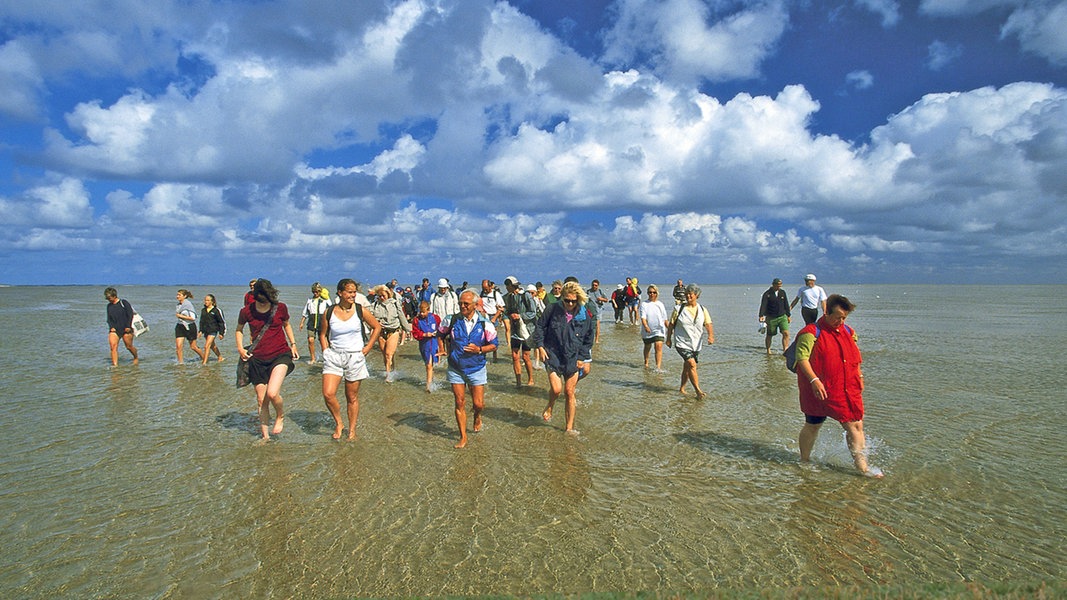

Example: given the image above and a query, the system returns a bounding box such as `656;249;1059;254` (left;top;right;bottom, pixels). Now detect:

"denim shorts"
447;365;487;386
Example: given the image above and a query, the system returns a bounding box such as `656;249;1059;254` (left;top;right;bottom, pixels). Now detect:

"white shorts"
321;347;369;381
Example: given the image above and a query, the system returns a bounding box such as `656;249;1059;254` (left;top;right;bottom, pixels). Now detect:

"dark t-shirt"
760;288;791;319
239;302;291;360
107;299;134;331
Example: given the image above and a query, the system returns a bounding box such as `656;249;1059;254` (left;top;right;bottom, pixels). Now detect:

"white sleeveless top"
327;307;365;352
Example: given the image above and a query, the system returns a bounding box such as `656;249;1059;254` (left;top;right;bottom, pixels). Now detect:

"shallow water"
0;284;1063;597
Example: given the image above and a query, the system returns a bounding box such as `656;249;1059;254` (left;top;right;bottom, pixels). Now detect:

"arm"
318;314;330;352
283;319;300;359
361;310;382;355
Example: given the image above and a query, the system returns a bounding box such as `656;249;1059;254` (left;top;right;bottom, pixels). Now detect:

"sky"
1;0;1066;287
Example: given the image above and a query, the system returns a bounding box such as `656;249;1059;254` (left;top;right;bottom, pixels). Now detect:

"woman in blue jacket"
531;281;595;435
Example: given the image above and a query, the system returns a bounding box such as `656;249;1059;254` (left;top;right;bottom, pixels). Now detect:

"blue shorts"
805;415;828;425
447;365;487;386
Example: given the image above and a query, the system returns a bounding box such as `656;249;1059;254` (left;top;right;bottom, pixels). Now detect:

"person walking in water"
319;278;381;440
440;289;498;449
105;287;139;366
175;289;207;364
793;294;883;478
759;278;791;355
236;279;300;441
665;284;715;399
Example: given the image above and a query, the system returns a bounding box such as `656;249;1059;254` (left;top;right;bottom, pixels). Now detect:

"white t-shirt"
326;306;365;352
639;300;668;340
795;285;828;309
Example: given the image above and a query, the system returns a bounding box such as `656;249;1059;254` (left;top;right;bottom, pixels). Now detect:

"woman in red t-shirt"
236;279;300;440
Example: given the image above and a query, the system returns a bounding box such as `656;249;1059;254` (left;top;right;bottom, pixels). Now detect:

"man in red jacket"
794;294;883;477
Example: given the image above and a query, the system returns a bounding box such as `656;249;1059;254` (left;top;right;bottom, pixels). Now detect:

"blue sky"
1;0;1065;286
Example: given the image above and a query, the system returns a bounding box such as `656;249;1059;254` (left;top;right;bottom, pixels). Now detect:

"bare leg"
307;336;316;363
471;385;485;433
843;420;881;476
765;334;774;355
686;358;705;399
265;363;288;434
322;373;345;439
643;341;651;367
781;330;790;353
425;361;434;392
523;350;534;385
563;372;579;433
799;422;821;462
175;337;184;363
653;340;663;370
543;371;563;421
190;339;206;361
109;331;121;366
255;383;271;440
453;383;469;448
123;333;138;364
344;379;361;440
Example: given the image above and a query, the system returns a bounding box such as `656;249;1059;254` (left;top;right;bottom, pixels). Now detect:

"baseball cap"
805;274;816;281
525;284;536;292
504;275;519;287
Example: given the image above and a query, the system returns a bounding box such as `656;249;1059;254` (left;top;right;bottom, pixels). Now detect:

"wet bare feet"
347;429;357;441
271;416;284;435
454;438;467;449
473;415;482;432
217;355;225;362
695;389;707;400
332;424;344;440
542;407;552;421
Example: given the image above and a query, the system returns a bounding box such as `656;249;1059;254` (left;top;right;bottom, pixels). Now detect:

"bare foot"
695;389;707;400
271;416;284;435
217;356;225;362
454;438;467;449
678;387;688;395
473;416;482;432
542;408;552;421
347;430;357;441
525;379;534;386
332;424;343;440
566;429;580;436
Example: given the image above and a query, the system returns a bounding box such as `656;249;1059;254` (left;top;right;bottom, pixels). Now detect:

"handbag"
236;305;277;388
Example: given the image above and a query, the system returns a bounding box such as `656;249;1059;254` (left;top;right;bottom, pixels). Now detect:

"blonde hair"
371;284;394;300
560;281;587;305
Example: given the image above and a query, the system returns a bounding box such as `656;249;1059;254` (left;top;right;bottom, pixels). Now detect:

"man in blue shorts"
440;289;498;449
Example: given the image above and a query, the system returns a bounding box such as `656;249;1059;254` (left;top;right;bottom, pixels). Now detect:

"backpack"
785;324;853;372
323;303;368;345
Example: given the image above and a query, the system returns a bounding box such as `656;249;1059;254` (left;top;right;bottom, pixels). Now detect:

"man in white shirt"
790;274;828;325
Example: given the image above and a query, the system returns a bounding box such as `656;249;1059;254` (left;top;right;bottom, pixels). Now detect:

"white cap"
805;273;816;281
437;278;449;288
504;275;519;287
526;284;536;292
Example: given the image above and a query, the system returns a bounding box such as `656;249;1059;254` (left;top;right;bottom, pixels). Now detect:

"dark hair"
826;294;856;314
337;278;357;293
104;287;118;299
253;279;279;305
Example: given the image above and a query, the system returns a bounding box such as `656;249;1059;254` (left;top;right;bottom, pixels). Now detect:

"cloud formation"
0;0;1065;286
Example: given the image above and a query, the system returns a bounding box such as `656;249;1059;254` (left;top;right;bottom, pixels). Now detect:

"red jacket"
797;317;864;422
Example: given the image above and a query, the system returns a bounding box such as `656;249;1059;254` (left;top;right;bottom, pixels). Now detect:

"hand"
811;378;827;402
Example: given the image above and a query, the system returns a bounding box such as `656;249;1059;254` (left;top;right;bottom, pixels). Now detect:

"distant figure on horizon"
793;294;883;478
790;274;827;325
105;287;139;366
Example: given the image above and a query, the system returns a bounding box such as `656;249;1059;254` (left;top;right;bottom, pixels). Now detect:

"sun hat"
525;284;536;292
437;278;449;288
805;274;816;281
